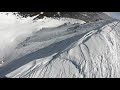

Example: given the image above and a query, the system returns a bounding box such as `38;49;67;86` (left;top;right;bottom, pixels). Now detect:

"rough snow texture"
19;12;112;22
0;12;120;78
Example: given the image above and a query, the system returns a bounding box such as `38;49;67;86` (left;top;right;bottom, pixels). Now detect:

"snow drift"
0;12;120;78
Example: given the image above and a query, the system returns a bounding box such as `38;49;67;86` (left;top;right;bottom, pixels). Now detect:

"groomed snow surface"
0;12;120;78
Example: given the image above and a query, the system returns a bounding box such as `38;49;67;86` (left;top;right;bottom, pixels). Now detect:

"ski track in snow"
0;12;120;78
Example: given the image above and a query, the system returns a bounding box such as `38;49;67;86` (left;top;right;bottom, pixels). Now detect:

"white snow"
1;12;120;78
0;12;85;67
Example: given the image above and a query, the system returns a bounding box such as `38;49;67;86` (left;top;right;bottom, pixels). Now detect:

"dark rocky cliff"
18;12;112;22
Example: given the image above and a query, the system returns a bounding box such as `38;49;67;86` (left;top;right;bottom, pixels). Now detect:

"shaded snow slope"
0;12;85;77
0;12;120;78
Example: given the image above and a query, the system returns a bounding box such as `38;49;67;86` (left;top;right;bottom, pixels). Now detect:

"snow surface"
0;12;120;78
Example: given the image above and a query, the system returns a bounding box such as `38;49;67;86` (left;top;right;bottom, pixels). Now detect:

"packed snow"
0;12;120;78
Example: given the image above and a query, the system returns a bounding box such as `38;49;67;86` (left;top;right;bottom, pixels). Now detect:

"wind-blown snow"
1;12;120;78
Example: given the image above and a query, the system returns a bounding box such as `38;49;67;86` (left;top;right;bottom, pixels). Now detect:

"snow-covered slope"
0;12;120;78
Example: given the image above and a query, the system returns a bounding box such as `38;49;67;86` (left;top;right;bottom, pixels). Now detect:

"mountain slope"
4;19;120;78
19;12;112;22
0;12;119;78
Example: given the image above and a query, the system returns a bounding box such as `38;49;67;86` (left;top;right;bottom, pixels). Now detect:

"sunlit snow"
0;12;120;78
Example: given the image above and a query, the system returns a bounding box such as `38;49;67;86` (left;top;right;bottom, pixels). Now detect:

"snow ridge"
0;12;120;78
5;20;120;78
